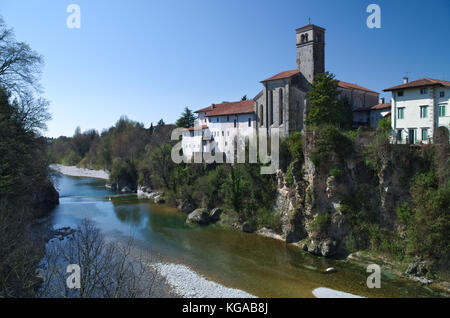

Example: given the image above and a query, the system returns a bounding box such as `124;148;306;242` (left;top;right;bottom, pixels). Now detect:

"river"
48;173;444;298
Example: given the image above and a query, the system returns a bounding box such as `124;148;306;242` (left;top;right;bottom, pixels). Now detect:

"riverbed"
48;173;444;298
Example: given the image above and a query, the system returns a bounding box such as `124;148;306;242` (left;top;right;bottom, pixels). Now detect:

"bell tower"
296;24;325;87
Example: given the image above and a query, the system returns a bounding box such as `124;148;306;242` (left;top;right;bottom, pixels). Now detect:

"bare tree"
0;16;50;134
0;17;43;96
12;90;51;134
38;220;161;298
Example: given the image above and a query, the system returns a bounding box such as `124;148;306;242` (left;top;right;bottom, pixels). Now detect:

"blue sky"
1;0;449;137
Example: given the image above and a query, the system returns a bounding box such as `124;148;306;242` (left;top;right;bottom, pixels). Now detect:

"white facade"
206;113;256;158
390;84;450;144
181;126;207;160
182;104;257;162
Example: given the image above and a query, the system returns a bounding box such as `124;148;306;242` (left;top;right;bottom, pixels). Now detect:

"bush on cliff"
310;124;353;168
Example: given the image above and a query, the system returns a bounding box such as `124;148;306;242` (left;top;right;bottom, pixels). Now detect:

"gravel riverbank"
153;263;256;298
49;164;109;180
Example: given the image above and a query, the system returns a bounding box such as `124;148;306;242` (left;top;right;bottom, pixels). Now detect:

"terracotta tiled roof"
205;100;255;117
187;125;208;131
353;102;391;113
194;105;215;113
371;102;391;110
261;69;299;82
261;70;378;95
383;78;450;92
338;81;378;94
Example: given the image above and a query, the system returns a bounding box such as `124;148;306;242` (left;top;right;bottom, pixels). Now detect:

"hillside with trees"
0;17;59;297
46;71;449;284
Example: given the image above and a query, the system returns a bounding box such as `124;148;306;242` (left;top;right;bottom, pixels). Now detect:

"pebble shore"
153;263;256;298
49;164;109;180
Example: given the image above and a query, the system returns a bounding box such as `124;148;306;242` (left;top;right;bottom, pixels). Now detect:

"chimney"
403;76;409;84
380;97;385;104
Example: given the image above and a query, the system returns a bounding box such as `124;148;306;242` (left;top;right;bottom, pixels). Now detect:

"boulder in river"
242;221;256;233
187;208;210;225
324;267;337;274
209;208;222;223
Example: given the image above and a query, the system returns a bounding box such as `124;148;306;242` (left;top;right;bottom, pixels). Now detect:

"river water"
49;173;444;298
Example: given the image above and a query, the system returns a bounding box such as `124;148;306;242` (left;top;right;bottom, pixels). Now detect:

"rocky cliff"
273;131;432;259
31;180;60;218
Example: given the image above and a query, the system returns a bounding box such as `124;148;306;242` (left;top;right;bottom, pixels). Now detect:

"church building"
255;24;379;137
182;24;380;159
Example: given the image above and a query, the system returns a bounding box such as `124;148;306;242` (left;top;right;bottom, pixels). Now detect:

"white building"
182;100;256;161
384;77;450;144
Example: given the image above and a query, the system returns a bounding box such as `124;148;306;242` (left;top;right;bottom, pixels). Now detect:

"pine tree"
305;72;353;129
176;107;196;128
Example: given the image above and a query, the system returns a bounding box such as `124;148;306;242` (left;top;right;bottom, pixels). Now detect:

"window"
248;118;251;127
227;116;229;121
222;131;224;136
279;88;283;125
259;105;264;127
422;128;429;141
440;91;445;98
420;106;428;118
234;119;237;128
301;34;308;43
398;108;405;119
439;105;446;117
420;88;428;95
397;91;404;97
217;117;219;122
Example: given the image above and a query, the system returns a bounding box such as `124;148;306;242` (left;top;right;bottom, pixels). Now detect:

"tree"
0;18;54;297
149;143;175;189
241;95;247;101
0;16;50;135
39;220;160;298
0;16;44;97
305;72;353;129
176;107;195;128
157;119;165;126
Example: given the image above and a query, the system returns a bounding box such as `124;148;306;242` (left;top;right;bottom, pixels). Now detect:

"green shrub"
110;159;138;189
61;150;81;166
256;208;283;234
396;202;413;225
310;125;353;167
310;210;331;232
330;167;343;179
